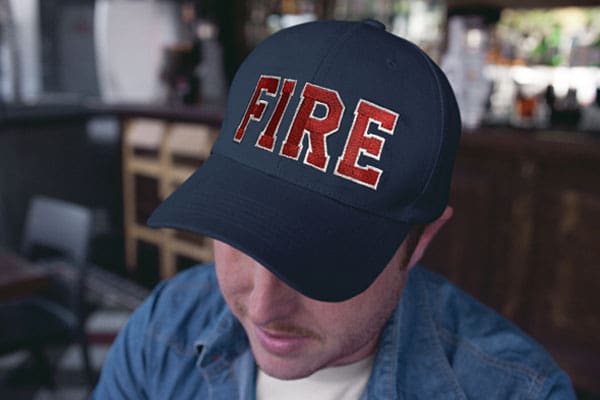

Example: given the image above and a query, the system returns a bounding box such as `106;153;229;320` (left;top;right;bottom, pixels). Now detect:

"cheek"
320;269;404;338
319;297;391;336
214;254;252;313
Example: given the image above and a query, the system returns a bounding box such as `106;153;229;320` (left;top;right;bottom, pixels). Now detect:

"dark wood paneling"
448;0;600;9
528;156;600;392
422;128;600;395
0;111;123;270
424;147;516;310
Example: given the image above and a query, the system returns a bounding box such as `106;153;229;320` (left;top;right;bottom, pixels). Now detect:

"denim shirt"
93;264;575;399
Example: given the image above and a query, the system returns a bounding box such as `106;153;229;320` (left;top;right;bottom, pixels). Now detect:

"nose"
247;263;299;326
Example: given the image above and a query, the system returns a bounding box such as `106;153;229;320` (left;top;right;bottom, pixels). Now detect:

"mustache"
264;321;321;339
234;300;322;341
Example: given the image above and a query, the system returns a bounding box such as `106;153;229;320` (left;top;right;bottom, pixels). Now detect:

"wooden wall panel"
422;130;600;395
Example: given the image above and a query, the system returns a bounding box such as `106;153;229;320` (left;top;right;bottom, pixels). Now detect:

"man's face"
214;240;409;380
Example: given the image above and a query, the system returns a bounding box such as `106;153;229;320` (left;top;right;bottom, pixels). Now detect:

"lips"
253;325;313;356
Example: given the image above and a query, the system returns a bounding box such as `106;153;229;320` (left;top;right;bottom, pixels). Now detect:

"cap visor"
148;153;410;302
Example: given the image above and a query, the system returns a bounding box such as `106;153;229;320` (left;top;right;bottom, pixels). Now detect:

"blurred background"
0;0;599;398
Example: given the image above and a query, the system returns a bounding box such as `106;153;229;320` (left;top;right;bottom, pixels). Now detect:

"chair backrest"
21;196;93;265
0;192;6;246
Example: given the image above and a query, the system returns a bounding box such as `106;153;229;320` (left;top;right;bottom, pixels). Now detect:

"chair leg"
31;347;56;389
77;329;96;386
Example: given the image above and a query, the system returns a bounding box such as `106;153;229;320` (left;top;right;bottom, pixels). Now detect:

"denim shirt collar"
194;307;256;399
363;267;466;399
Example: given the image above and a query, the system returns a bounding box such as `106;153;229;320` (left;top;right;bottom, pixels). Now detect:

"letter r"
280;83;344;171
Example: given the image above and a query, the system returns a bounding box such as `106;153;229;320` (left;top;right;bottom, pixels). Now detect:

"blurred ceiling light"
571;67;598;105
552;66;571;98
512;66;541;85
466;29;483;49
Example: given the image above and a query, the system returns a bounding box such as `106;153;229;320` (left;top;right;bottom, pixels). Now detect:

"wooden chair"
122;119;218;278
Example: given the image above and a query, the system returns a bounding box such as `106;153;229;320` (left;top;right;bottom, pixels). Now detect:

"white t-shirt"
256;356;374;400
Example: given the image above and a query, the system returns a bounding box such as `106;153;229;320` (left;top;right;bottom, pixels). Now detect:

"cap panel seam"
403;48;445;219
311;22;364;82
310;27;445;222
274;21;354;173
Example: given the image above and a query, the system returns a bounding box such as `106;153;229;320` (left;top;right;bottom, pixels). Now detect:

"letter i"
256;79;297;151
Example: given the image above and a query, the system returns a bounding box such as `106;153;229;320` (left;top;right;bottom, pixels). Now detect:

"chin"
255;354;322;380
259;365;316;380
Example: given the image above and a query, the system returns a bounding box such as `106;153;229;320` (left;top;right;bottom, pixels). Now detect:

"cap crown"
213;20;461;224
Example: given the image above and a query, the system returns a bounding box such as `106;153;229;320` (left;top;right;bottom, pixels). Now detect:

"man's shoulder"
154;263;221;302
140;264;228;349
415;266;548;359
149;263;221;303
411;265;573;398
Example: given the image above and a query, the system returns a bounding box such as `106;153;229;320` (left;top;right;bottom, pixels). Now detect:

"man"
93;20;575;399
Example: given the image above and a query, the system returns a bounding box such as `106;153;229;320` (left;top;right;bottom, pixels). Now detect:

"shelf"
448;0;600;9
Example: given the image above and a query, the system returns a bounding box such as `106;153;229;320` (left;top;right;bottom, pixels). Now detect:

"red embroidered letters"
234;75;398;189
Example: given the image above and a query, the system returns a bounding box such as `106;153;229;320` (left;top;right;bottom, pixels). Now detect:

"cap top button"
362;19;386;31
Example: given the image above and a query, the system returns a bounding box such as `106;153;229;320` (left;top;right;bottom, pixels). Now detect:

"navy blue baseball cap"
148;19;461;302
